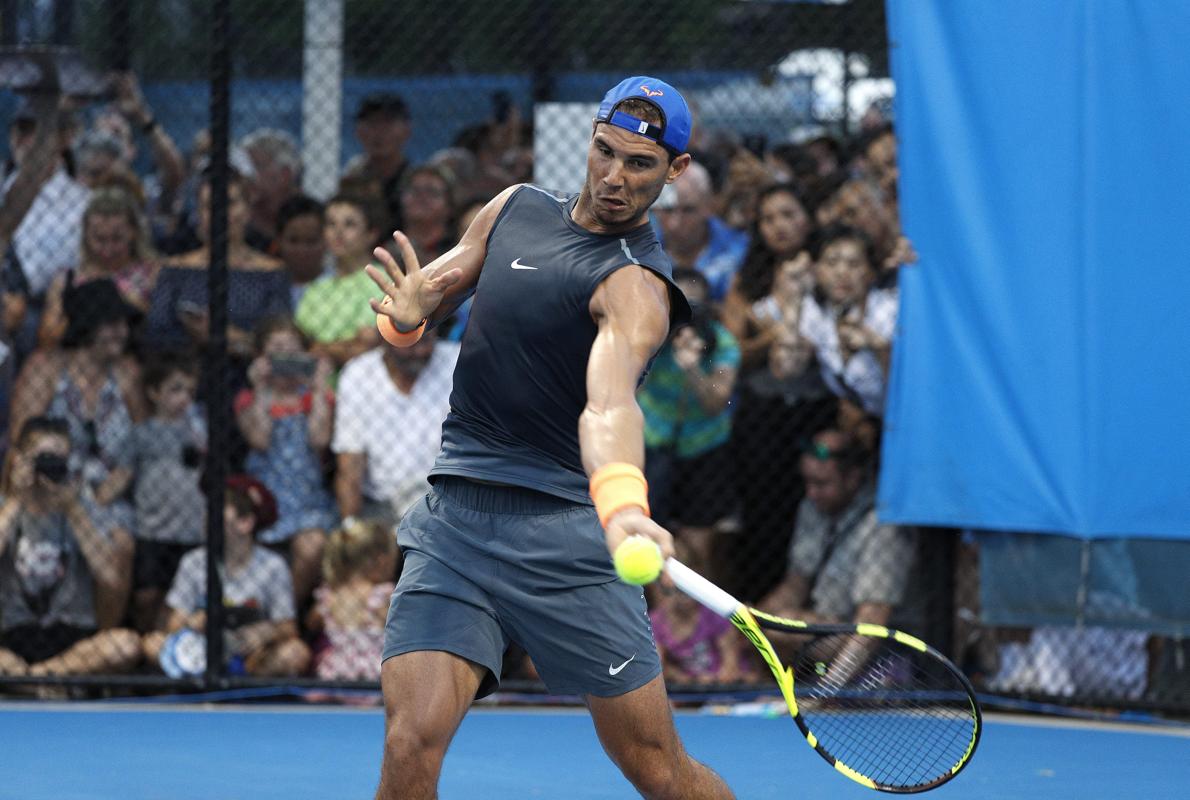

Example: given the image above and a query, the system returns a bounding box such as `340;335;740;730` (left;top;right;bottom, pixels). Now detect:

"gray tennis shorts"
383;476;661;698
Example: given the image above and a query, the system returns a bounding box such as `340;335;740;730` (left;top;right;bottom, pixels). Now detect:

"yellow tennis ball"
613;536;663;585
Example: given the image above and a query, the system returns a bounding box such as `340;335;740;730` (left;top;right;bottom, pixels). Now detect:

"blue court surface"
1;703;1187;799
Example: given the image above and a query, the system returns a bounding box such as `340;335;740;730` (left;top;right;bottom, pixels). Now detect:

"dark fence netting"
0;0;1183;717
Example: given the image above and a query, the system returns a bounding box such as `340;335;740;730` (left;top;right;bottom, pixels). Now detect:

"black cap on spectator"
61;276;141;348
356;93;409;122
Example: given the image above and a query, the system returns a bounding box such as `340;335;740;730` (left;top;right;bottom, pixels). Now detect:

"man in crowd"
0;417;139;678
238;127;303;250
760;428;915;628
655;160;747;302
332;330;459;531
340;93;412;233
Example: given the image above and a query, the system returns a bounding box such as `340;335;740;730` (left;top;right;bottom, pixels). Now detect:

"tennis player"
368;77;735;799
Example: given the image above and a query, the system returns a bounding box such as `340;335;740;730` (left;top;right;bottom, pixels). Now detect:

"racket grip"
665;558;741;619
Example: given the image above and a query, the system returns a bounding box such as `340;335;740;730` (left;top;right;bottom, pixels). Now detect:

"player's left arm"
579;265;675;559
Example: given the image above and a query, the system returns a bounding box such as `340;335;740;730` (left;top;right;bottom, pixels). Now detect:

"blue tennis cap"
594;76;692;156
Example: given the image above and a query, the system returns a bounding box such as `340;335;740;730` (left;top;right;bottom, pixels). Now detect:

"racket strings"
787;632;978;790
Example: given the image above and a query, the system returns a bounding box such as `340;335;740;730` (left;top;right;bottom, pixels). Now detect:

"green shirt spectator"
638;319;740;458
295;267;383;344
297;193;389;368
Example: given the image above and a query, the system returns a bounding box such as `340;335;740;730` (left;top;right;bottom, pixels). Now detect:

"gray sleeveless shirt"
429;185;690;503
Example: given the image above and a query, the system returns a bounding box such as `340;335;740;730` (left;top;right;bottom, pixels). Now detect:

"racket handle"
665;558;741;619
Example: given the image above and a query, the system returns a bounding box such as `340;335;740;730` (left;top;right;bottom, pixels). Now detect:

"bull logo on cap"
639;85;664;97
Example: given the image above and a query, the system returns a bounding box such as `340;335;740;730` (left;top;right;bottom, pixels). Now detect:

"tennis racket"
666;558;981;793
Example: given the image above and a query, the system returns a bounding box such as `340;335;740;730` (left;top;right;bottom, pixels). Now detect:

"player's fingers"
393;231;422;276
429;268;463;292
637;518;675;561
366;265;406;303
367;254;402;290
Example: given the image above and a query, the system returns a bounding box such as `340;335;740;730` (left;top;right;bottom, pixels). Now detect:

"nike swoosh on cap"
510;258;539;270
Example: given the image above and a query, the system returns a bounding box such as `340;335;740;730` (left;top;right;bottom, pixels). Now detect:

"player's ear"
666;153;691;184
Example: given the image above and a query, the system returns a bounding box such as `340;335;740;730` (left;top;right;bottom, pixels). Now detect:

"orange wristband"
590;463;650;527
376;312;427;347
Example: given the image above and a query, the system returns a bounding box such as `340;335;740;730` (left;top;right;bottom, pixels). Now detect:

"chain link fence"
0;0;1183;716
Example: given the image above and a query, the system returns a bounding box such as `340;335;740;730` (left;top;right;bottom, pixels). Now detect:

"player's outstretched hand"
366;231;462;331
603;508;675;562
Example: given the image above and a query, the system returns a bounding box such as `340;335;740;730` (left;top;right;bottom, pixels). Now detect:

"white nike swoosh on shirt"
609;654;636;675
510;258;539;270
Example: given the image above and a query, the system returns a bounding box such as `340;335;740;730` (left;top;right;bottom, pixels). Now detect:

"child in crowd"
142;475;310;677
799;223;898;415
236;315;338;609
305;518;397;681
128;352;206;632
649;576;754;687
294;193;386;367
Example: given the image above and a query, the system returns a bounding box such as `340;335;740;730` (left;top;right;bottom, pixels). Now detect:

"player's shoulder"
514;183;570;203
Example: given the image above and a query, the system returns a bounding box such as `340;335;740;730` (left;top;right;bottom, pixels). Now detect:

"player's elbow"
579;399;644;437
578;401;645;469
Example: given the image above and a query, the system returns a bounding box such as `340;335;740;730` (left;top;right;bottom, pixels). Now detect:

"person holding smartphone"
0;417;140;679
234;315;336;609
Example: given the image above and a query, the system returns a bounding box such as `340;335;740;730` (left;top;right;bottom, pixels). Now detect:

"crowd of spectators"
0;71;921;690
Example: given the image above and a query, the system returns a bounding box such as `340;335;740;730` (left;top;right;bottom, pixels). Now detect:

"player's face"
581;125;684;232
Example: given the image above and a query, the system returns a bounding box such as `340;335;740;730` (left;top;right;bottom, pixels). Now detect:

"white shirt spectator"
800;287;898;414
166;546;296;623
5;167;90;296
332;343;459;508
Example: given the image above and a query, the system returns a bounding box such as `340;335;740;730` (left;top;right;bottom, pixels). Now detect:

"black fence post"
104;0;131;71
204;0;232;689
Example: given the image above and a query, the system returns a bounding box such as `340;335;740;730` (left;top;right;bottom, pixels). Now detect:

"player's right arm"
368;184;520;332
579;265;676;560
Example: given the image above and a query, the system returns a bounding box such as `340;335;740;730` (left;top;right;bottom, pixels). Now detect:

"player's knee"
384;721;451;767
618;745;683;799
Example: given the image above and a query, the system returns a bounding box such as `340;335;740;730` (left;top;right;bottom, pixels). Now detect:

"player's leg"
375;650;486;800
376;487;510;799
587;674;734;800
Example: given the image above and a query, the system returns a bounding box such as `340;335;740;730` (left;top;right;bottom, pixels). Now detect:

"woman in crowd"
38;187;158;349
143;169;291;373
9;278;144;538
397;164;456;263
274;194;328;309
721;183;815;375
